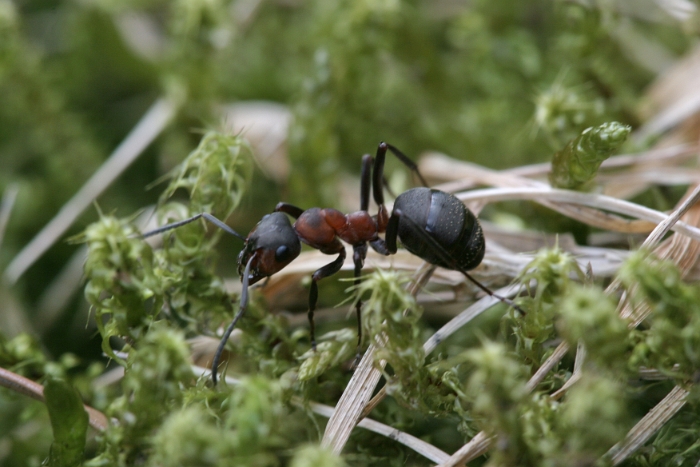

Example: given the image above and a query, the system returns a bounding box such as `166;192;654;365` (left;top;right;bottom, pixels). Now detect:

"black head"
237;212;301;285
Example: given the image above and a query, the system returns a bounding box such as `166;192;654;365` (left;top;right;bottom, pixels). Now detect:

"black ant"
142;142;522;385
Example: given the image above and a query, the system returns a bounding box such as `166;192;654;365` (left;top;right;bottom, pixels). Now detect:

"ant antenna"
141;212;246;241
212;254;255;385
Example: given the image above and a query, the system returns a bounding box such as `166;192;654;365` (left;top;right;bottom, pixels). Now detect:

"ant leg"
393;209;524;314
275;203;304;219
212;254;255;385
141;212;245;240
360;154;372;211
372;143;389;207
384;143;428;187
352;243;368;362
369;211;400;255
308;247;347;350
372;142;428;208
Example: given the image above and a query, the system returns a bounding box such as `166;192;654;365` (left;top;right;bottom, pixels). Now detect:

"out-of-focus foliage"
1;0;700;465
509;246;585;375
621;250;700;381
44;377;89;467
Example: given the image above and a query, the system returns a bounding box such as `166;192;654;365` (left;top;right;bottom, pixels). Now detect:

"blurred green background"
0;0;697;464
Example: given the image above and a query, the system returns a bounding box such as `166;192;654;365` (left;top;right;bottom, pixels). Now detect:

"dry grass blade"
310;401;450;464
593;183;700;465
620;183;700;325
0;366;108;431
640;184;700;248
0;184;19;252
423;283;523;355
4;97;177;285
456;186;700;239
529;182;700;392
360;283;523;420
321;264;435;455
607;385;689;465
321;341;386;454
556;184;700;401
439;338;577;466
422;152;700;236
635;44;700;142
436;432;492;467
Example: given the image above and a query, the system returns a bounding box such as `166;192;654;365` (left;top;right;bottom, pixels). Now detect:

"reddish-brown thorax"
293;207;389;252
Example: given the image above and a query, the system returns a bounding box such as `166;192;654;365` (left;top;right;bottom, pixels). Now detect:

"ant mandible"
142;142;521;385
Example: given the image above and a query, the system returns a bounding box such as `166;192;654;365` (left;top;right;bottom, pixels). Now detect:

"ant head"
238;212;301;285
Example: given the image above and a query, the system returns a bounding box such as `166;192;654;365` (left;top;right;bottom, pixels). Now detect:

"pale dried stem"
4;97;177;284
560;183;700;399
0;366;108;431
321;263;436;455
361;283;524;420
455;186;700;239
436;171;700;467
0;184;19;253
430;143;699;194
607;385;689;465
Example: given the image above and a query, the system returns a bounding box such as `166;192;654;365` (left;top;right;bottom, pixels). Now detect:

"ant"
142;142;522;385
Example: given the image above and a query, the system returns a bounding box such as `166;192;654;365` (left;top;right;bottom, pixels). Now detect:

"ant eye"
275;245;290;262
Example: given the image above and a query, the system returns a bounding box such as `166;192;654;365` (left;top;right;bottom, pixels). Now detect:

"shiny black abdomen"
393;187;484;271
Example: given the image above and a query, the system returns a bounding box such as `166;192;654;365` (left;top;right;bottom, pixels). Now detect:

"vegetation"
1;0;700;466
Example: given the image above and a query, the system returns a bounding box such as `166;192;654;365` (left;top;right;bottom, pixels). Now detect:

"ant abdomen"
393;187;485;272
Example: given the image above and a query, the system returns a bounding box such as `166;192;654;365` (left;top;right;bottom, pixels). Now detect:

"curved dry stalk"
552;185;700;399
455;186;700;240
527;184;700;399
439;341;572;466
0;366;108;432
421;151;697;238
607;385;689;465
360;283;523;420
0;184;19;252
321;263;436;455
309;401;450;464
436;432;492;467
426;143;699;194
4;97;178;284
454;183;700;467
440;182;700;464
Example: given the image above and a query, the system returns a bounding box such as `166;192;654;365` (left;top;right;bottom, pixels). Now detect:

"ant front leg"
308;245;347;350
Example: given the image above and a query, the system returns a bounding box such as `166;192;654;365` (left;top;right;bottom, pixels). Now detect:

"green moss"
549;122;631;190
557;284;632;373
3;1;700;465
620;251;700;380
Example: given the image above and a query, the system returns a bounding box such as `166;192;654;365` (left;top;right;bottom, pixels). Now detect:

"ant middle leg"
352;243;368;361
308;244;347;349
